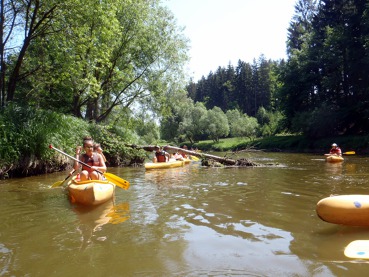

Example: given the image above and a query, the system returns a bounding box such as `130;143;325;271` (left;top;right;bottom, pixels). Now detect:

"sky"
164;0;297;81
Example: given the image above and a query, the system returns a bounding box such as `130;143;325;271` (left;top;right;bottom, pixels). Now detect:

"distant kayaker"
74;136;107;181
153;146;170;163
329;143;342;156
172;152;184;161
179;145;188;158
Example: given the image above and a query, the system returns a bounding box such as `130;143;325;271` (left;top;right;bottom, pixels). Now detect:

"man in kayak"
153;146;170;163
74;136;107;181
329;143;342;156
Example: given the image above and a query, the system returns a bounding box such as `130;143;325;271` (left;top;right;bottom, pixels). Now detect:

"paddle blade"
190;156;200;161
104;172;130;190
51;180;64;188
50;173;73;188
343;151;356;155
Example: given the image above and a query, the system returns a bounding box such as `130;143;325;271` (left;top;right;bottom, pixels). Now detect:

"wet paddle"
51;171;74;188
49;145;130;190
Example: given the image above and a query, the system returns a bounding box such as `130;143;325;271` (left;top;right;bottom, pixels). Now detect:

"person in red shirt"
329;143;342;156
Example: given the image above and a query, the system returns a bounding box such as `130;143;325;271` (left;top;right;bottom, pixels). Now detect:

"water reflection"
3;154;369;275
72;200;130;250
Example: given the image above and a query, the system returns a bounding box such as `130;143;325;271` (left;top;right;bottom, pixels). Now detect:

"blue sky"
165;0;297;81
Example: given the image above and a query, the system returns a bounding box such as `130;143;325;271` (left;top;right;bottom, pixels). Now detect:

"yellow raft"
345;240;369;259
145;160;185;170
67;178;116;206
316;195;369;226
325;155;344;163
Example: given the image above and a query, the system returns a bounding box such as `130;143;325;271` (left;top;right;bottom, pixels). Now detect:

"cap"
332;143;337;147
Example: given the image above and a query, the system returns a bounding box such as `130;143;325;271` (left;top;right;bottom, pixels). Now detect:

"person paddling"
329;143;342;156
74;136;107;181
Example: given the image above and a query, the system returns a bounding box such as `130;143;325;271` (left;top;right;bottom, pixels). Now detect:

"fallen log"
163;145;236;165
125;144;259;167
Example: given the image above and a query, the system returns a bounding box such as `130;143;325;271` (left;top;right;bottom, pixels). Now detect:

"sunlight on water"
1;153;369;275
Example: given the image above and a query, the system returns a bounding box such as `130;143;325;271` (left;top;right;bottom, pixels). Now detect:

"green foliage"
204;107;229;142
0;105;146;177
226;109;259;139
256;107;284;137
178;102;208;143
280;0;369;136
0;104;89;175
3;0;189;126
87;124;146;166
291;105;340;138
189;56;280;117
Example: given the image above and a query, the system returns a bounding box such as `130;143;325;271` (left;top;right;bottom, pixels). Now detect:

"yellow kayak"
325;155;344;163
145;160;185;170
316;195;369;226
67;178;115;205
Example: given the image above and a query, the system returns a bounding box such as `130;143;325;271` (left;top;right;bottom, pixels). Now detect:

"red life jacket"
155;151;167;162
330;147;341;155
81;154;99;171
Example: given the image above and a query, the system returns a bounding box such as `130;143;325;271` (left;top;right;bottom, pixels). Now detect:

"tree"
203;106;229;142
4;0;190;124
235;59;253;115
0;0;60;107
178;101;207;144
281;0;369;136
226;109;258;139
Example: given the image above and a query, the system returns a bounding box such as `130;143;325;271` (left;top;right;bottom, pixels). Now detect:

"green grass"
186;134;369;154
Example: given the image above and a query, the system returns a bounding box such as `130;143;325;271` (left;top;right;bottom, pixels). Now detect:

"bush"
0;104;146;177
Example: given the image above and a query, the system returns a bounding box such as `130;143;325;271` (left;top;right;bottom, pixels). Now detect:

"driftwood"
125;144;259;167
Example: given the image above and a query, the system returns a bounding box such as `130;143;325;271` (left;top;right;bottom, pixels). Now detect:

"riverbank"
2;134;368;179
188;134;369;154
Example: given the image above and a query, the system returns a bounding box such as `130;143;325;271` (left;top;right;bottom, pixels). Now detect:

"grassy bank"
187;135;369;154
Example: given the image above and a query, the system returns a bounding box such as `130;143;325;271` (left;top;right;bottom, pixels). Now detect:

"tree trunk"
125;144;258;167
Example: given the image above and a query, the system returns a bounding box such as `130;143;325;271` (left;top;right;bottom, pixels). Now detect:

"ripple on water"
0;243;13;276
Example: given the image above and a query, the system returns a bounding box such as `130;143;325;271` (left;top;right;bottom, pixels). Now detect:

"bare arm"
73;146;82;171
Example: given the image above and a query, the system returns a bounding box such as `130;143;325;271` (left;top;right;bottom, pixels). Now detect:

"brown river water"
1;152;369;276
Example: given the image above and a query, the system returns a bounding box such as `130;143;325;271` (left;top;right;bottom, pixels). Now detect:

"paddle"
324;151;355;156
51;170;74;188
49;145;130;190
190;155;200;161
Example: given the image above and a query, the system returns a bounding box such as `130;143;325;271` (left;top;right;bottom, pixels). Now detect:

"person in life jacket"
153;146;170;163
73;136;107;181
329;143;342;156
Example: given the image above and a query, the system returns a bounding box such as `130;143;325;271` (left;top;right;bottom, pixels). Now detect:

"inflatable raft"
67;178;115;205
316;195;369;226
145;160;185;170
344;240;369;259
325;155;344;163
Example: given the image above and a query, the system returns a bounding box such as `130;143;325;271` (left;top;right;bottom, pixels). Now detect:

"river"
1;152;369;276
